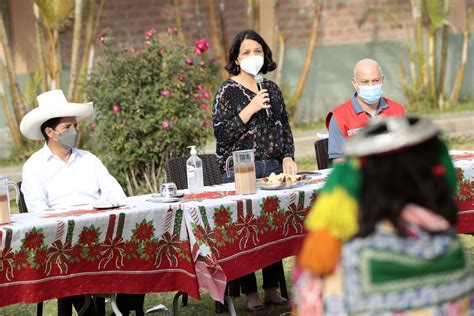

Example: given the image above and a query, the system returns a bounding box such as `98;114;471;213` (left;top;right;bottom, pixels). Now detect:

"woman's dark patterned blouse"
212;78;295;173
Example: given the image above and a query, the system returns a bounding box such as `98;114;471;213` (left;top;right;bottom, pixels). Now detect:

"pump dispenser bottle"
186;146;204;193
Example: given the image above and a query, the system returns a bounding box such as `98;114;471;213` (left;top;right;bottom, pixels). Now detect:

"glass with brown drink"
225;149;257;195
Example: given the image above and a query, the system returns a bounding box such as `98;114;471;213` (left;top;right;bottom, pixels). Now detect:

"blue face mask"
357;84;383;104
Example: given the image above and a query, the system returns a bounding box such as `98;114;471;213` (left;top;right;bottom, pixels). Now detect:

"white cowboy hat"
20;90;93;141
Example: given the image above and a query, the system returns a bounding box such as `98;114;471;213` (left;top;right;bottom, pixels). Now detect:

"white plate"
151;192;185;198
93;204;125;210
147;197;180;203
257;179;307;190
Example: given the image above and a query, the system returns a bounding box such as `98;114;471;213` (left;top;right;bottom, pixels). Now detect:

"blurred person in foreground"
294;116;474;315
19;90;135;315
212;29;296;311
327;58;405;163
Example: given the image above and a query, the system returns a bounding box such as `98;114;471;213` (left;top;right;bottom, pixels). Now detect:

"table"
0;170;330;308
451;150;474;233
182;171;330;299
0;200;199;307
1;153;471;307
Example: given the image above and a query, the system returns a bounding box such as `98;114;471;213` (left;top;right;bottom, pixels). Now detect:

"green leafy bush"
84;29;218;195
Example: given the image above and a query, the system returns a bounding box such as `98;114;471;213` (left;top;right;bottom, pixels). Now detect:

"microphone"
255;74;271;117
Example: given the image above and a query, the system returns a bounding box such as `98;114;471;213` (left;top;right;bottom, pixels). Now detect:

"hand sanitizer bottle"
186;146;204;193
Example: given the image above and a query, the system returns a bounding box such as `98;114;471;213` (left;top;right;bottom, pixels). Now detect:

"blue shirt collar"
351;92;387;115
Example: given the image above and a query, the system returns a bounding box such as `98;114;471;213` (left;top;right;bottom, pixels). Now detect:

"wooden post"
258;0;276;54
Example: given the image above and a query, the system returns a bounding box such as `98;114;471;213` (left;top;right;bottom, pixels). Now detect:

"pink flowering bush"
194;38;210;55
84;29;218;195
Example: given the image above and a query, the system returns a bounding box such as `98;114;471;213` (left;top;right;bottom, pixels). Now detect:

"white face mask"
239;55;264;76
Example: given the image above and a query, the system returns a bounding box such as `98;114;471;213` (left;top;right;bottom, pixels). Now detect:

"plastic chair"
314;138;331;170
164;154;224;190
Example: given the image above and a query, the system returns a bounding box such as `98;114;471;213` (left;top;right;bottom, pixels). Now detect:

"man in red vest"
326;58;405;162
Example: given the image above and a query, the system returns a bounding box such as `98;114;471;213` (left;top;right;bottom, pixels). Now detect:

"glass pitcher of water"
0;176;19;224
225;149;256;195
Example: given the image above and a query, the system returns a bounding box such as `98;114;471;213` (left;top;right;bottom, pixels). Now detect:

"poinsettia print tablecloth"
451;150;474;233
0;197;200;307
181;170;331;302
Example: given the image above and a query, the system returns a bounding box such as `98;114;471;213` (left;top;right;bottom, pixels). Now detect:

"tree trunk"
449;7;470;104
428;31;437;98
193;0;203;37
0;88;23;151
246;0;255;29
67;0;83;100
74;0;104;102
218;0;229;56
54;30;62;89
207;0;228;80
290;0;322;107
33;4;48;92
437;0;450;109
174;0;186;42
276;34;285;85
411;0;425;90
0;15;27;124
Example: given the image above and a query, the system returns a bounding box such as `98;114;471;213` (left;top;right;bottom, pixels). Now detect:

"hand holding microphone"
255;74;271;117
249;89;271;114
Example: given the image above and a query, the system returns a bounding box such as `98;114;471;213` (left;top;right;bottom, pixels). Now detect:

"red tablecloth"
451;151;474;233
182;172;330;300
0;170;330;307
1;151;471;307
0;203;200;307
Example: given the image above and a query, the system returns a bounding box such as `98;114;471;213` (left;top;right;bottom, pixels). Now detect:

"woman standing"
212;30;296;311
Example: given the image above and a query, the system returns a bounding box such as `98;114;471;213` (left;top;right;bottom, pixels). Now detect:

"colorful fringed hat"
343;116;440;156
300;116;457;276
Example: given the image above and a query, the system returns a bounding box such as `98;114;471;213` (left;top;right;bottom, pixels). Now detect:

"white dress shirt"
21;144;126;212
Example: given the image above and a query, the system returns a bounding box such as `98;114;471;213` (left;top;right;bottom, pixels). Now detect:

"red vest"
326;97;405;138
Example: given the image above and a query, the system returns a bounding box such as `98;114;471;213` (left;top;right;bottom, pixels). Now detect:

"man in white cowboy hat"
19;90;128;315
20;89;126;212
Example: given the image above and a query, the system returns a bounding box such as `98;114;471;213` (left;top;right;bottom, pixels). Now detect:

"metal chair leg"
110;294;123;316
77;295;91;316
276;260;289;299
172;291;184;316
224;296;236;316
181;292;188;306
36;302;43;316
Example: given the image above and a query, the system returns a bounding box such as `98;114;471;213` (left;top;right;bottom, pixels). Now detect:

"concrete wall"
284;35;474;122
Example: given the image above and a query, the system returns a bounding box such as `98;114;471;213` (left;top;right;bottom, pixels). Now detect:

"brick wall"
59;0;428;65
279;0;414;47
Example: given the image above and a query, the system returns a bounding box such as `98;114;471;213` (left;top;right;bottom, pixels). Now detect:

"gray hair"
353;59;384;78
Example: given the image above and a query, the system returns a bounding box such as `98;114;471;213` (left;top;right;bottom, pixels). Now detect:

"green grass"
0;158;19;168
293;119;326;131
446;137;474;151
0;258;294;315
296;156;318;172
408;100;474;116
